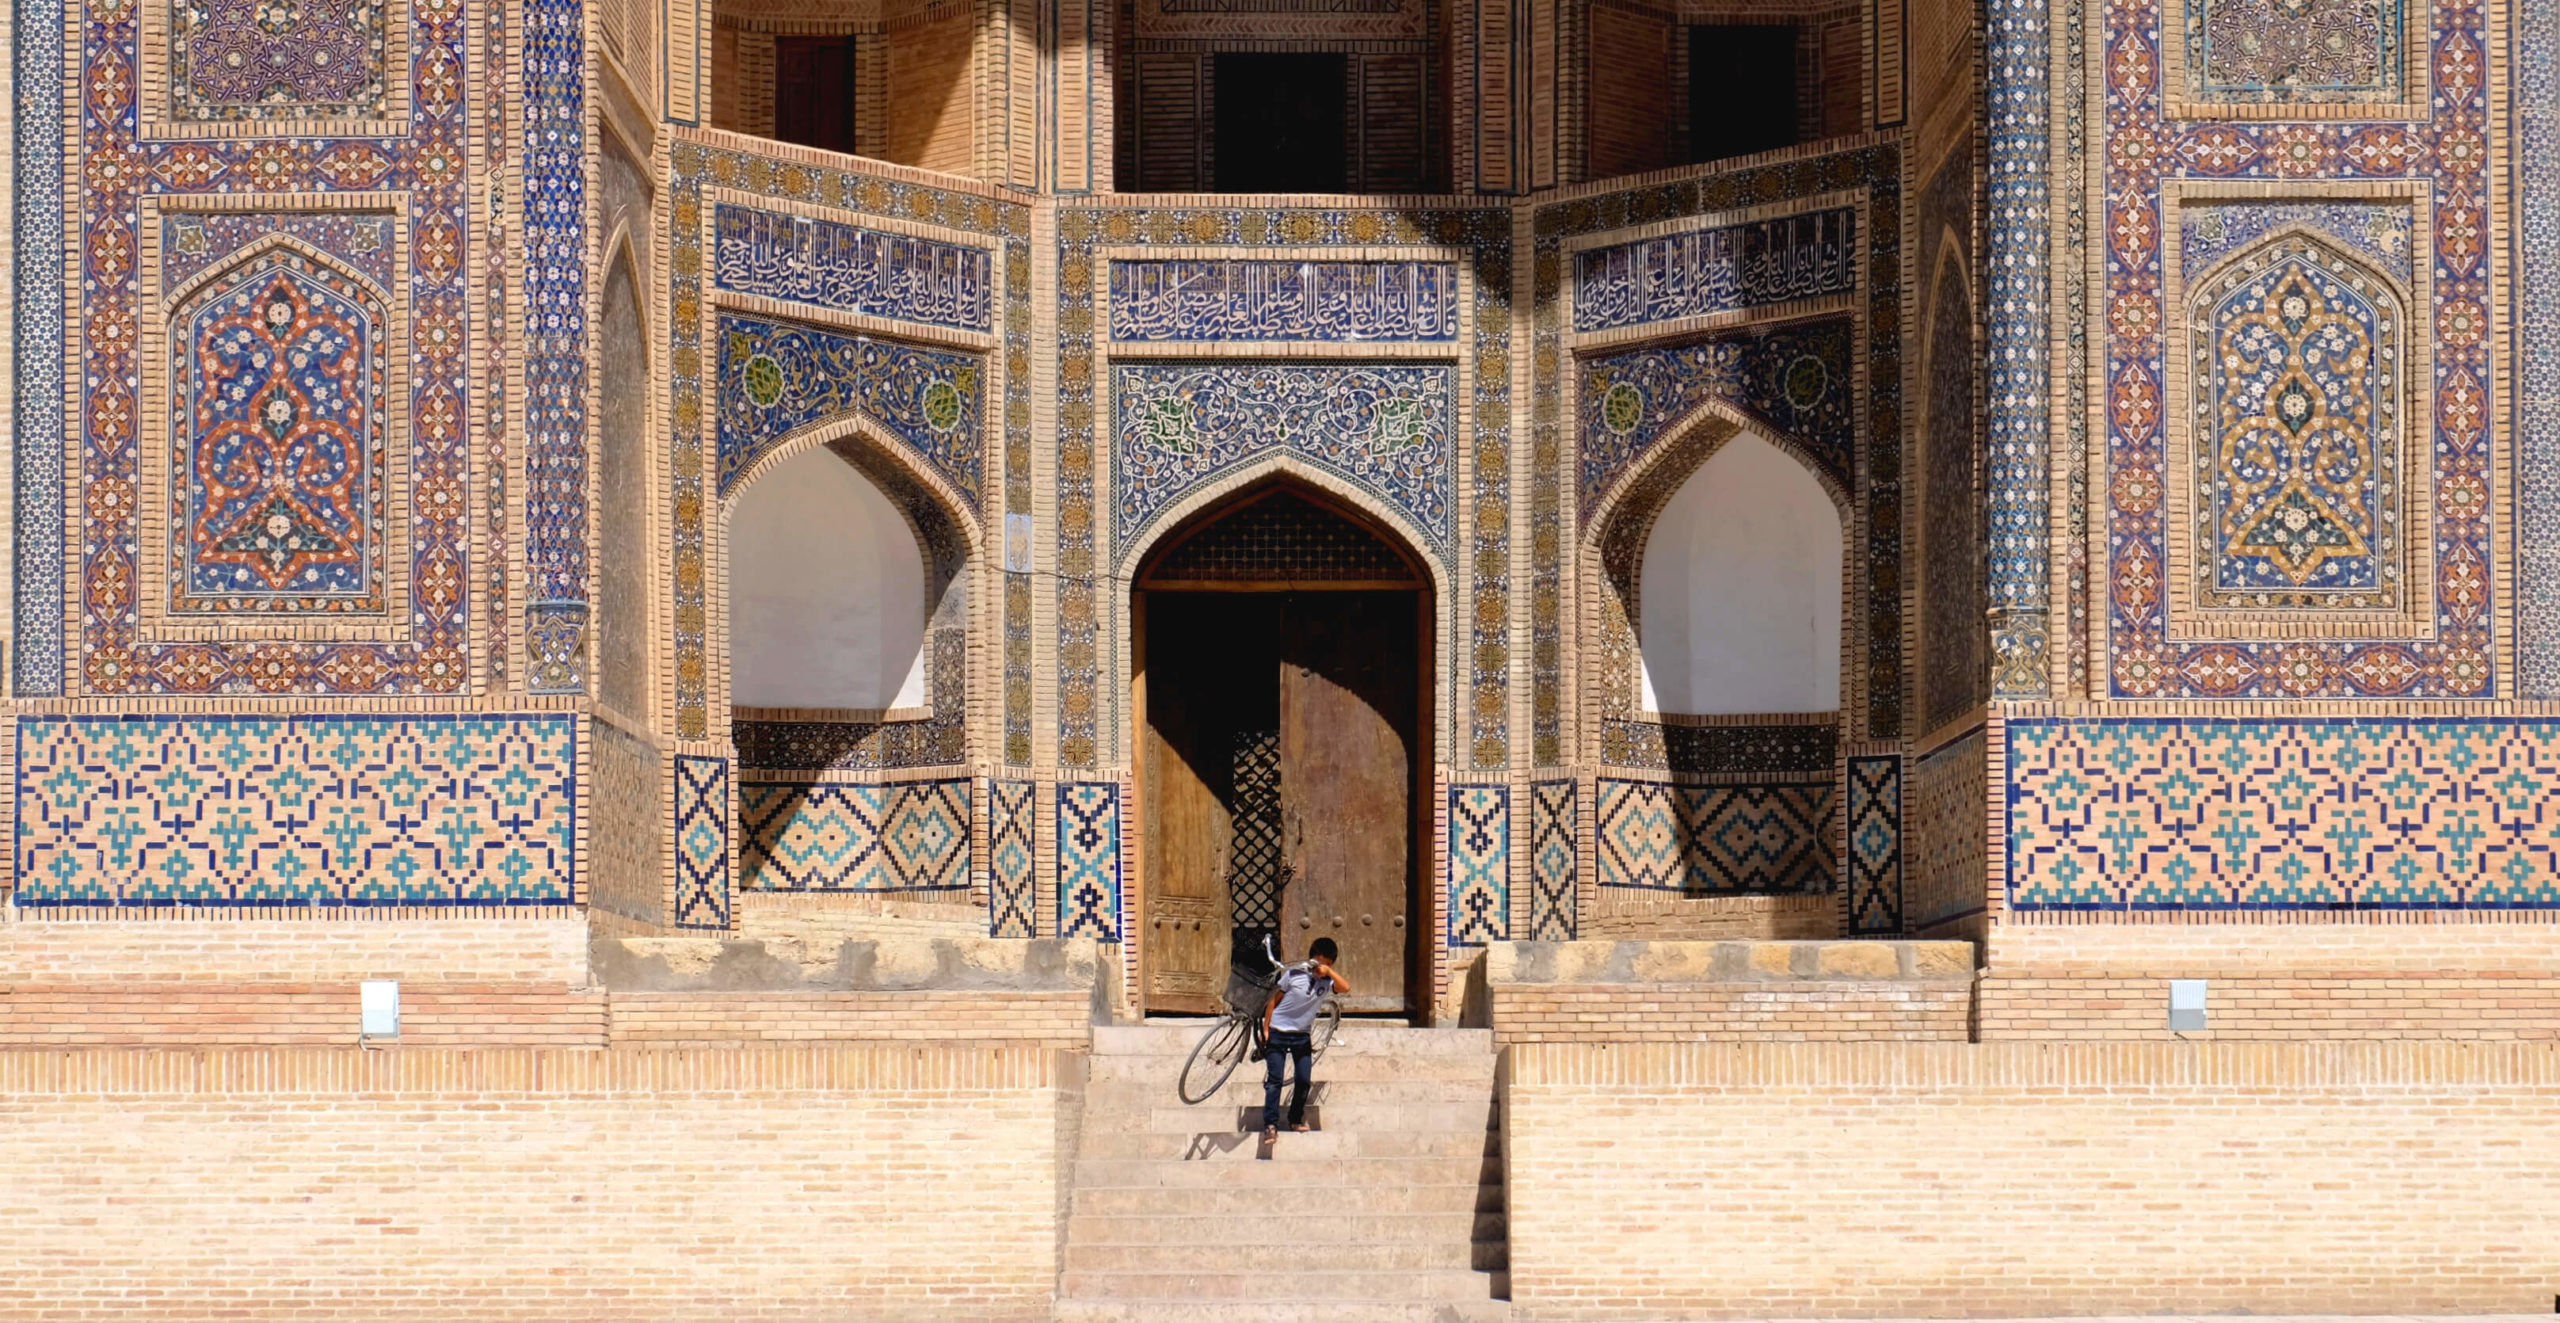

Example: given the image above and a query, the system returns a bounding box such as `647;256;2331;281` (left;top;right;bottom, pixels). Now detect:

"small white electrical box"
360;980;401;1041
2167;978;2208;1032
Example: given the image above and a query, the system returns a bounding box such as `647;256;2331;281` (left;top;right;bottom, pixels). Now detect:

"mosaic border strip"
1845;753;1904;934
1448;783;1509;947
12;0;67;693
2520;0;2560;695
987;777;1036;937
523;0;589;693
672;753;732;929
1057;781;1121;941
2004;716;2560;911
1527;779;1577;941
1984;0;2053;697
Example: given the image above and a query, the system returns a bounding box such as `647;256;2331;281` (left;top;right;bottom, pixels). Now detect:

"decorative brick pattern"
672;754;731;929
14;716;575;908
738;778;972;892
1448;784;1509;946
1528;780;1577;941
1057;782;1121;941
986;778;1036;937
1846;755;1903;935
2005;717;2560;910
1596;778;1836;894
1905;728;1988;933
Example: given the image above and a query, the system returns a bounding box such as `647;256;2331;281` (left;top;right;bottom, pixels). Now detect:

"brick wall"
1582;891;1843;940
885;0;974;172
0;916;590;983
0;1047;1066;1320
1504;1040;2560;1318
608;988;1091;1046
1982;920;2560;1040
1485;940;1972;1043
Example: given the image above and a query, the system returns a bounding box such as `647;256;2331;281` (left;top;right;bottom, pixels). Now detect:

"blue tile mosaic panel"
524;0;589;691
739;778;972;891
1595;778;1836;893
1108;260;1459;341
1527;780;1577;941
2006;718;2560;910
1846;755;1903;934
1058;782;1121;941
987;778;1036;937
673;753;731;929
1448;784;1509;947
15;715;575;908
715;312;984;505
1112;362;1454;554
1571;208;1859;333
714;203;993;333
1577;316;1855;514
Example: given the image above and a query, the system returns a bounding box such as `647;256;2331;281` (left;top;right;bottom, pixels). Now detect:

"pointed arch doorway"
1133;483;1433;1018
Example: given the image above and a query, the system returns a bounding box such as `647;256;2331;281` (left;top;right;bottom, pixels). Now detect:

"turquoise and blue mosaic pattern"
2005;718;2560;910
714;203;993;333
524;0;588;691
15;715;575;907
987;778;1036;937
1846;755;1903;934
1058;782;1121;941
672;753;731;928
1527;780;1576;941
1577;316;1855;511
1448;784;1509;947
739;778;972;891
1595;778;1836;893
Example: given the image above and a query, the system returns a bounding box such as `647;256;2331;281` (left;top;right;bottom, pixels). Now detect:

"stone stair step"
1085;1054;1496;1086
1072;1182;1503;1217
1111;1101;1495;1135
1053;1298;1511;1323
1057;1268;1503;1301
1086;1077;1502;1109
1065;1238;1489;1274
1074;1155;1503;1188
1093;1025;1495;1057
1065;1210;1504;1244
1077;1125;1493;1161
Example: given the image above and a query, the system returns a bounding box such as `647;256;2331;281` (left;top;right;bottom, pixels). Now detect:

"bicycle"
1175;934;1342;1105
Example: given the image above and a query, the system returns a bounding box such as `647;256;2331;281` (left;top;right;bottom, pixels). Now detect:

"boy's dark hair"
1309;937;1339;962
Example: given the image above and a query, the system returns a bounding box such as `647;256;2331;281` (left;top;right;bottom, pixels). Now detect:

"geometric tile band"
1527;779;1576;942
1595;777;1837;893
13;715;575;908
1448;784;1509;947
1846;754;1903;935
987;778;1036;937
672;754;731;929
739;778;972;892
2005;718;2560;910
1058;782;1121;941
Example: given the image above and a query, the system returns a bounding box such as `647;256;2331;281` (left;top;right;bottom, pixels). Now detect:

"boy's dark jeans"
1262;1029;1314;1129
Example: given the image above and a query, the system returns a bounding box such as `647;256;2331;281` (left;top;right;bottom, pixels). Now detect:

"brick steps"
1057;1024;1507;1316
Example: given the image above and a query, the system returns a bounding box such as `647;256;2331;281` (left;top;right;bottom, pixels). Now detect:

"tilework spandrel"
713;313;984;503
1576;317;1856;513
14;716;575;908
2005;718;2560;910
2104;0;2493;698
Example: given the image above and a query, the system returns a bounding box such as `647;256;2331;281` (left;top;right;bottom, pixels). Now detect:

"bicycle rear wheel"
1308;999;1342;1064
1177;1015;1252;1104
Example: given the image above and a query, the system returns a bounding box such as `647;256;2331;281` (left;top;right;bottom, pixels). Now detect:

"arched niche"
727;443;932;715
594;242;653;715
1635;431;1845;715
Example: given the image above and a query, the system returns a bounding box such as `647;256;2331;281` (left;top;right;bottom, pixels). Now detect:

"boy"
1260;937;1351;1141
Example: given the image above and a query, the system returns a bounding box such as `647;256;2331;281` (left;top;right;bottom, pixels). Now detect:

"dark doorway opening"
774;35;860;155
1689;24;1800;163
1134;487;1431;1019
1213;53;1350;193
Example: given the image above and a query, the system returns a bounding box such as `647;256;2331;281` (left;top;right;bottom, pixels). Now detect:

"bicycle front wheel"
1308;999;1343;1064
1177;1015;1251;1105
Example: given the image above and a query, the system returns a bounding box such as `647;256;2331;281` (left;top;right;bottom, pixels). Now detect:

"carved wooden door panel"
1277;591;1417;1014
1140;594;1233;1013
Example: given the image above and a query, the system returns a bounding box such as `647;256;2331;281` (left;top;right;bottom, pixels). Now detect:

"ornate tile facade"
2006;717;2560;910
523;0;588;693
715;313;984;504
1576;317;1856;512
15;715;574;907
739;777;971;892
1109;260;1459;341
1112;363;1454;552
171;0;391;122
1594;778;1837;893
1057;782;1122;941
1570;207;1859;333
1527;780;1577;941
1846;754;1903;934
986;778;1037;937
1447;784;1509;947
2186;0;2403;104
713;203;994;332
672;754;731;929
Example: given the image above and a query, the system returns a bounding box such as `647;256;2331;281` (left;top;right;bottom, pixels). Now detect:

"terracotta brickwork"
1504;1041;2560;1317
0;1047;1068;1321
606;988;1091;1045
1486;940;1973;1042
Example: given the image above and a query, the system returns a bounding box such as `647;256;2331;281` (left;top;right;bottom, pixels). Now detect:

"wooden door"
1277;591;1417;1013
1140;595;1275;1013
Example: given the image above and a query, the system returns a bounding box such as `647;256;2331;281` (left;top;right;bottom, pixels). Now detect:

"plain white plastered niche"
1637;432;1843;716
728;445;930;712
